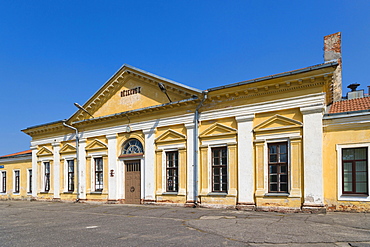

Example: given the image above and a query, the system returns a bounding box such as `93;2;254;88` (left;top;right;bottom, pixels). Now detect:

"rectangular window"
95;158;103;191
1;171;6;193
44;162;50;192
166;151;178;192
28;169;32;193
67;160;75;192
342;147;368;195
212;147;228;193
14;170;20;193
268;142;288;193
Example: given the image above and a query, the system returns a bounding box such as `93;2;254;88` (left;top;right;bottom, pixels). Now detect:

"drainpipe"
63;122;80;202
193;90;208;206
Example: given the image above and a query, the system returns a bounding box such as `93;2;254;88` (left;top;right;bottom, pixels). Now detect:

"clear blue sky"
1;1;369;155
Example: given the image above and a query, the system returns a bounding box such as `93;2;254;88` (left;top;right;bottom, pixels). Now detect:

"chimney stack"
324;32;342;102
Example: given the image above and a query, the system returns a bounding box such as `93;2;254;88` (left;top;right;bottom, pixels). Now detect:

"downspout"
193;90;208;206
63;122;80;202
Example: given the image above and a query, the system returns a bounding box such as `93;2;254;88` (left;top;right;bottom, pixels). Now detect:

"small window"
166;151;178;192
212;147;228;193
67;160;75;192
122;139;144;155
14;170;20;193
1;171;6;193
95;158;103;191
268;142;288;193
44;162;50;192
28;169;32;193
342;147;368;195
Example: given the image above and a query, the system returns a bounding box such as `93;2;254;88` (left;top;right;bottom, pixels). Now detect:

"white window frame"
91;155;104;192
205;141;234;194
336;143;370;201
27;169;32;194
13;170;20;194
41;161;51;193
0;171;6;194
157;143;185;194
64;158;75;193
263;138;291;195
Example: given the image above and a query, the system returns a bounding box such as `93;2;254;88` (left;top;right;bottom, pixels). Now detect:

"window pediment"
200;123;237;140
155;129;186;144
60;143;76;154
36;146;53;156
85;139;108;151
254;115;302;133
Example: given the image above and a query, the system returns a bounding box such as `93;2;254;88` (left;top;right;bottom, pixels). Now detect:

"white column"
301;105;324;208
52;142;60;199
143;128;156;202
78;138;87;200
31;146;38;198
107;134;118;201
185;123;195;203
236;114;255;206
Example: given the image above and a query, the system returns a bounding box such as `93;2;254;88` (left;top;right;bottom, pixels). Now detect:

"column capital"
106;134;117;140
143;128;156;135
184;123;196;129
236;114;254;123
79;138;87;144
300;104;325;115
52;142;61;147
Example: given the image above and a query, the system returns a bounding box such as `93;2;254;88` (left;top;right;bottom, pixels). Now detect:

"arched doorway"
121;139;144;204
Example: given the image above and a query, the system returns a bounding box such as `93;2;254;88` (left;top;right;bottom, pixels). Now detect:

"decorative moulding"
200;123;237;139
254;114;302;133
155;129;186;144
59;143;76;154
85;139;108;151
36;146;53;156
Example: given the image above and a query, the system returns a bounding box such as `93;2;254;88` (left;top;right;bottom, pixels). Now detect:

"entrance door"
125;160;141;204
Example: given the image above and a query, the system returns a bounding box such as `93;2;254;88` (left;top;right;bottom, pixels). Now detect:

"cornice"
207;73;331;102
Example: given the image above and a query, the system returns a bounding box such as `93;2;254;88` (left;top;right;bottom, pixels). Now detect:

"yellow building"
1;32;369;212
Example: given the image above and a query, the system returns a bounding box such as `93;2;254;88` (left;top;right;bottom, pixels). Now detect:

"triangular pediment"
254;115;302;132
69;65;202;122
36;146;53;156
200;123;237;138
85;139;108;151
60;143;76;154
155;130;186;144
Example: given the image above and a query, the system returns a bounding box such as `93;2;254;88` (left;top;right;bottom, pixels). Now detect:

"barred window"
166;151;178;192
212;147;228;193
342;147;368;195
44;162;50;192
268;142;288;193
95;158;103;191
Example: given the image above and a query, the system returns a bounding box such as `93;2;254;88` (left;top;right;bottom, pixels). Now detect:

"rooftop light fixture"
74;103;94;118
158;82;172;103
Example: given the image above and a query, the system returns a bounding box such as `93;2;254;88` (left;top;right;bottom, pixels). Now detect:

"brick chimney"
324;32;342;102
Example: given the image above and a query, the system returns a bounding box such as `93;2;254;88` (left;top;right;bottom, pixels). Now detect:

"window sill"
264;193;289;197
63;192;75;194
162;192;178;195
39;192;50;194
207;192;228;197
90;191;103;195
339;194;370;201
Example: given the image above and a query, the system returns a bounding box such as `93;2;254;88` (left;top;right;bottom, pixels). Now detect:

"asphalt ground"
0;201;369;247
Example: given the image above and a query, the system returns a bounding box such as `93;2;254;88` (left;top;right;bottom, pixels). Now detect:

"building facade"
1;32;369;212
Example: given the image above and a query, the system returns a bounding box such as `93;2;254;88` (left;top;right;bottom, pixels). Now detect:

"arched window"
122;139;144;155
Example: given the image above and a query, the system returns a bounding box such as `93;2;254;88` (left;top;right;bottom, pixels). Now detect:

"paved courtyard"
0;201;369;246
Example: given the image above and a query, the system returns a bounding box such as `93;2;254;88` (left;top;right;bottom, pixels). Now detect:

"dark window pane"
269;145;277;154
280;165;287;173
343;149;354;160
355;148;366;160
280;144;287;154
270;175;277;182
280;183;288;192
270;154;277;163
270;184;277;192
280;174;287;182
269;165;277;174
280;154;287;163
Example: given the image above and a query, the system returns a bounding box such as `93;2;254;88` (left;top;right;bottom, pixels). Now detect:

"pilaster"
52;142;61;199
300;105;325;210
78;138;87;200
143;128;156;202
254;140;265;197
236;114;255;207
185;123;195;202
289;136;302;198
31;146;38;198
107;134;118;201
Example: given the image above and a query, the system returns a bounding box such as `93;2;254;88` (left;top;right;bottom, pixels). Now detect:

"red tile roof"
0;150;32;158
328;97;370;114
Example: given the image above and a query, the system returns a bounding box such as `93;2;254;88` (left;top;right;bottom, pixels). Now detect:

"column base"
302;203;326;213
236;203;255;211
